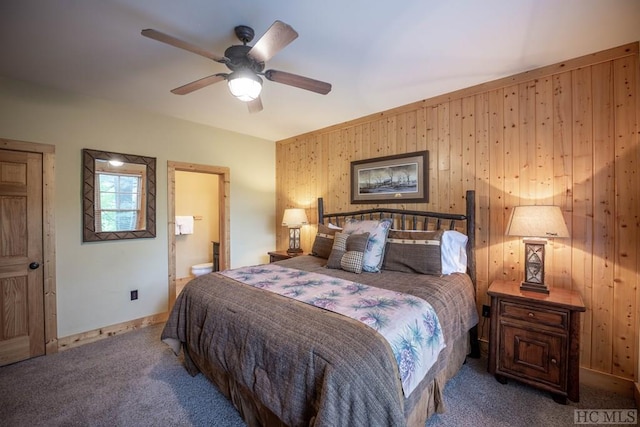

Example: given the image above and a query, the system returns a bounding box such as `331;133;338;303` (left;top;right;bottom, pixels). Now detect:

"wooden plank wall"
276;43;639;382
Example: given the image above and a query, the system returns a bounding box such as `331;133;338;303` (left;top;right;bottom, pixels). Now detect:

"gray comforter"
161;255;478;427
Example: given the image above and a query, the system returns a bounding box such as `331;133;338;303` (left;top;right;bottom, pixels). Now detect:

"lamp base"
520;281;550;294
521;238;548;294
287;226;302;255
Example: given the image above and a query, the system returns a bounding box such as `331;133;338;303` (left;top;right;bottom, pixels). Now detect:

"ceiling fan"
141;21;332;113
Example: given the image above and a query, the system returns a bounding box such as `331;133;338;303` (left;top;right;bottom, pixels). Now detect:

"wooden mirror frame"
82;149;156;242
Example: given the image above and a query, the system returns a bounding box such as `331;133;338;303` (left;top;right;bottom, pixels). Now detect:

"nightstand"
487;279;586;404
268;250;305;263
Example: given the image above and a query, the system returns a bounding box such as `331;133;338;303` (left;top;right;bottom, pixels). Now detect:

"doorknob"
29;262;40;270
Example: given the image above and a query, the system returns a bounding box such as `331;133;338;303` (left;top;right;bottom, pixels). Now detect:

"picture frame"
350;150;428;204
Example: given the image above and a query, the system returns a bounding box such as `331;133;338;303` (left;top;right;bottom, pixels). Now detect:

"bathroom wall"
175;171;220;279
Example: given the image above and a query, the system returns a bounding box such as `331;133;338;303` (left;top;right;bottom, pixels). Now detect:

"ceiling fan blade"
247;97;263;113
170;74;227;95
248;21;298;63
141;29;227;63
264;70;332;95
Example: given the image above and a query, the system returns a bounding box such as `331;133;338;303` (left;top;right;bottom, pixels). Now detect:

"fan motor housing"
224;45;264;73
234;25;255;44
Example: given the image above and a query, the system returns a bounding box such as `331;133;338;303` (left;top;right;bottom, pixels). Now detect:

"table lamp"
282;208;308;254
505;205;570;294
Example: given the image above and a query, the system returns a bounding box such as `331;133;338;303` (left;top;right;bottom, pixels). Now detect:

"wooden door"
0;149;44;366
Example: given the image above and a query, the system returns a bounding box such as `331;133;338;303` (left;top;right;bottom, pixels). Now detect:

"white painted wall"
0;76;276;338
175;171;220;279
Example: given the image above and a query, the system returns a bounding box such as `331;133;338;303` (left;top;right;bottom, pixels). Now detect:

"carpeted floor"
0;324;245;427
0;324;636;426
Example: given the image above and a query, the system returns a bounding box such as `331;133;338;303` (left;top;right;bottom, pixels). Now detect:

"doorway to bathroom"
167;161;230;309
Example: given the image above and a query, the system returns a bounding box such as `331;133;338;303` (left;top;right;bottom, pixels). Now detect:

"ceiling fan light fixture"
142;21;331;112
227;71;262;102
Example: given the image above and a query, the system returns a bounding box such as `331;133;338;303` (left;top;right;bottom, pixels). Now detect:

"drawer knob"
528;312;534;317
551;358;557;364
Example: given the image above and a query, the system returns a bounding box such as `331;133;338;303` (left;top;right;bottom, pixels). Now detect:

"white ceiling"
1;0;639;141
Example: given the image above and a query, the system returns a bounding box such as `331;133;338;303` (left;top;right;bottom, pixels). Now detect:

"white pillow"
441;230;468;274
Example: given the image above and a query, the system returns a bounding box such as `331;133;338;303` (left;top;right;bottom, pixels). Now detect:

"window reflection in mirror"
94;159;147;232
82;149;156;242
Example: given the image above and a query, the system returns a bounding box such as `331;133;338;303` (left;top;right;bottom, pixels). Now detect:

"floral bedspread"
220;264;446;396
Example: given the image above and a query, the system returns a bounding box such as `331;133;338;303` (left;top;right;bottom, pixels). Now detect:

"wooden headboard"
318;189;476;286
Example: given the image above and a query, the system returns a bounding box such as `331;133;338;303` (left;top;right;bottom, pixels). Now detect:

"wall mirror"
82;149;156;242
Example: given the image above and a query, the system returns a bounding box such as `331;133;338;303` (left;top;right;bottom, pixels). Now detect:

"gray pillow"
311;223;339;259
326;232;369;273
382;229;444;275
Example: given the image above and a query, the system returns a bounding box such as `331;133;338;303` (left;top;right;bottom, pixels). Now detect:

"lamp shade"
227;70;262;102
282;208;309;227
505;205;569;238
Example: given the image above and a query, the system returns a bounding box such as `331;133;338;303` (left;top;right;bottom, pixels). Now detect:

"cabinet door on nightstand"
499;323;566;389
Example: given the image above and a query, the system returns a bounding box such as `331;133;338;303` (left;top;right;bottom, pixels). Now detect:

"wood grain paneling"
591;61;615;373
611;55;638;379
275;43;640;382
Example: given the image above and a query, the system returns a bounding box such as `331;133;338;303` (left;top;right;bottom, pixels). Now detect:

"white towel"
175;216;194;235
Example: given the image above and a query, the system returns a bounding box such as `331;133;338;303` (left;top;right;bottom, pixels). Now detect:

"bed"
161;190;480;427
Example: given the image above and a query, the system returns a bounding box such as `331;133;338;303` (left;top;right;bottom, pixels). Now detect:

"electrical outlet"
482;304;491;318
130;290;138;301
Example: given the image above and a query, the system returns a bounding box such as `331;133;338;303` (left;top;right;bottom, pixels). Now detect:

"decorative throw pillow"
326;232;369;273
382;229;444;275
342;218;393;272
311;223;340;259
340;250;366;274
326;232;349;269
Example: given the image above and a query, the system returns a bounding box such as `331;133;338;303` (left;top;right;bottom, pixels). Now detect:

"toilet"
191;262;214;277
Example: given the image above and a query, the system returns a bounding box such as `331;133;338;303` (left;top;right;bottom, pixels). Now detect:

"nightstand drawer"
500;301;568;330
269;252;291;263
